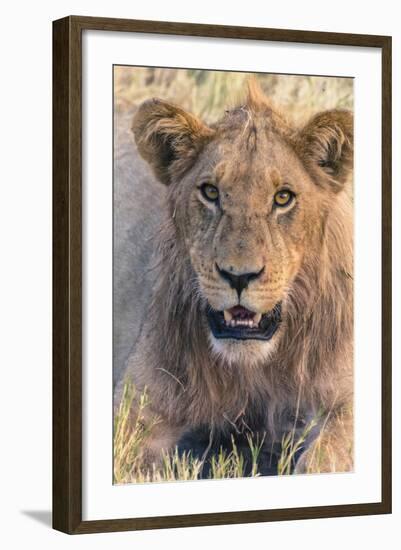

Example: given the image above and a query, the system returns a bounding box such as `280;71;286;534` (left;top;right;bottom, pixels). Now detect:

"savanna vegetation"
114;380;327;484
114;66;353;125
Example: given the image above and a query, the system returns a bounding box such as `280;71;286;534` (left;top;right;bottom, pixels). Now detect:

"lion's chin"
208;332;278;368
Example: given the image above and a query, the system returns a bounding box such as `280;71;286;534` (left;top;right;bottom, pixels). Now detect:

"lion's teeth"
224;310;233;323
254;313;262;325
225;313;261;328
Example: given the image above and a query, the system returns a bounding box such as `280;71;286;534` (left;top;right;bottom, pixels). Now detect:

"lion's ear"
132;98;214;185
295;110;353;192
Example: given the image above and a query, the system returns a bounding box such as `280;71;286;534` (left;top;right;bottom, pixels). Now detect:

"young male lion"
114;81;353;476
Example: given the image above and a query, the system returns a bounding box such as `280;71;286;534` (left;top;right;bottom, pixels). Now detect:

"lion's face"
174;123;327;364
133;84;353;366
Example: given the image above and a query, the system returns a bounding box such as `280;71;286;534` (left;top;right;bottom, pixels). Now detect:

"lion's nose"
216;264;265;299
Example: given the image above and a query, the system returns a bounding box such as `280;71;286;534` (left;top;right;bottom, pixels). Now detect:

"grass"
114;66;353;125
113;380;332;484
113;380;264;484
277;414;321;475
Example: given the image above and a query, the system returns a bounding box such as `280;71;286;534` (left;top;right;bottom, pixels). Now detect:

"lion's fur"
115;81;353;471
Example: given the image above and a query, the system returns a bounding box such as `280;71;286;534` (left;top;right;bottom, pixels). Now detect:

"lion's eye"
274;189;294;207
200;183;219;203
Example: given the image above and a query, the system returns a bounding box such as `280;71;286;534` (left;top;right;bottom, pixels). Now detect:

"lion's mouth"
207;303;282;341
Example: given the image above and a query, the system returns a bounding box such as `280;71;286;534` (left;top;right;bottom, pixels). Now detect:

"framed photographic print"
53;16;392;534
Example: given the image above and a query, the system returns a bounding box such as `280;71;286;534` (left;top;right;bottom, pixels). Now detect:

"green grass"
113;380;328;484
113;380;264;484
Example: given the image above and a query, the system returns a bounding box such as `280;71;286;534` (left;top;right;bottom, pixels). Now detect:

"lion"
114;80;353;477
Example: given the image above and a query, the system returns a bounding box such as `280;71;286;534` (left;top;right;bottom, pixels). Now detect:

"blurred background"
114;66;353;125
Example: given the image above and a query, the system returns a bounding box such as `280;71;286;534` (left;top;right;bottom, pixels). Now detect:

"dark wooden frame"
53;15;392;534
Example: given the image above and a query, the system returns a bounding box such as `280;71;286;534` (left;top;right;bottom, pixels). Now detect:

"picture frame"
53;15;392;534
